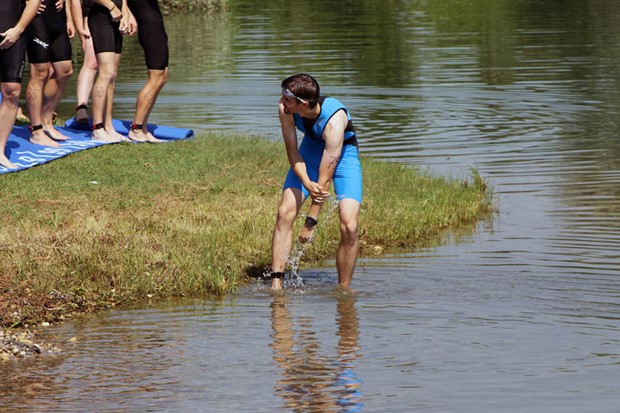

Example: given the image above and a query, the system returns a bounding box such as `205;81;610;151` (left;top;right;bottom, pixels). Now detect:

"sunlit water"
2;0;620;411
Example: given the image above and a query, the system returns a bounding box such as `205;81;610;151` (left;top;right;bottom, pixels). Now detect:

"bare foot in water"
30;129;60;147
91;128;122;142
271;278;283;290
0;155;17;170
43;126;69;142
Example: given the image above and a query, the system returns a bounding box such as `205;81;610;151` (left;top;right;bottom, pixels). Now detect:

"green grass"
0;133;491;326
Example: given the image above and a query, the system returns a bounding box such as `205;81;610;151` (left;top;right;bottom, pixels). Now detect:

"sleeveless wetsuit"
283;96;363;203
128;0;169;70
0;0;26;83
81;0;95;18
88;0;123;54
26;0;72;64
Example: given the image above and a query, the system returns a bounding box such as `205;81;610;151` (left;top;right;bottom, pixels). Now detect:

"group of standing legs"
0;0;170;170
82;0;169;143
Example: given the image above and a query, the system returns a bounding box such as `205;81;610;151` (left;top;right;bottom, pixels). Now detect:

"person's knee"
276;202;298;227
96;56;118;79
149;69;168;88
31;64;51;82
1;85;21;107
83;46;98;71
340;220;359;244
98;65;117;82
160;69;169;86
84;57;98;71
54;62;74;80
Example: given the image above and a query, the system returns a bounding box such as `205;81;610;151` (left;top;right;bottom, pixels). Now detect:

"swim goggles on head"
282;88;308;104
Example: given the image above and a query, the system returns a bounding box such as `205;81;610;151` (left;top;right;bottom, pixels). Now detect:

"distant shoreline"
160;0;227;13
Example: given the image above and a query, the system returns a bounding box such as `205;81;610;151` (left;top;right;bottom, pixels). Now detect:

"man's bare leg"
335;199;361;288
42;60;74;142
75;27;97;123
103;85;128;142
271;188;304;290
0;83;21;169
128;68;168;143
91;52;121;142
26;62;59;147
101;54;128;141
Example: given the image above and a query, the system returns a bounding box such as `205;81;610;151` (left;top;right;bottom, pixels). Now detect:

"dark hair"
281;73;320;108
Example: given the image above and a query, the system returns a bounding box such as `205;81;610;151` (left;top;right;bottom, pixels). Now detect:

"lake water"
2;0;620;411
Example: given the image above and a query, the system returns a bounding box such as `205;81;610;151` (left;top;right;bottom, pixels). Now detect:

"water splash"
284;195;341;289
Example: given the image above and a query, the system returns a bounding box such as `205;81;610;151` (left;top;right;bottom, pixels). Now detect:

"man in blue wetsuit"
270;74;363;290
0;0;42;169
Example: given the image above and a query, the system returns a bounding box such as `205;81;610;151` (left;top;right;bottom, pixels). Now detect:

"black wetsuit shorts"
26;0;72;64
0;0;26;82
0;41;26;84
129;0;169;70
88;0;123;54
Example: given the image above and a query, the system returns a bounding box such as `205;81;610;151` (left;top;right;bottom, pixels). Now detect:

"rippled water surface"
2;0;620;411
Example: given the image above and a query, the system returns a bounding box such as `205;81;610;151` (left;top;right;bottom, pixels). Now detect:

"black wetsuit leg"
0;0;26;82
129;0;169;70
0;40;26;84
88;0;123;55
26;1;72;64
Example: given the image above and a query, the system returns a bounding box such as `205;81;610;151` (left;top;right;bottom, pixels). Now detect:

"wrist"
108;4;117;12
304;216;318;229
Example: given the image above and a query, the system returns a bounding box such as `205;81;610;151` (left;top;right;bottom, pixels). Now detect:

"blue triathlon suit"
283;96;363;204
0;0;27;83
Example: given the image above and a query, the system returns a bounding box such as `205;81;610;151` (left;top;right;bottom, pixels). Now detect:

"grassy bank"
0;133;491;328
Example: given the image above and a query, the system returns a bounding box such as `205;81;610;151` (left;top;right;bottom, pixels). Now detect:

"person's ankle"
270;271;284;289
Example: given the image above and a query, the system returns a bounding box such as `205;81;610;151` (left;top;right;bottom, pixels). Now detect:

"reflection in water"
270;294;363;413
0;354;67;409
0;312;188;413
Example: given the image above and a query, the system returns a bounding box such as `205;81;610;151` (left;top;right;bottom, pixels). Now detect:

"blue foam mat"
1;118;193;175
64;117;195;140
